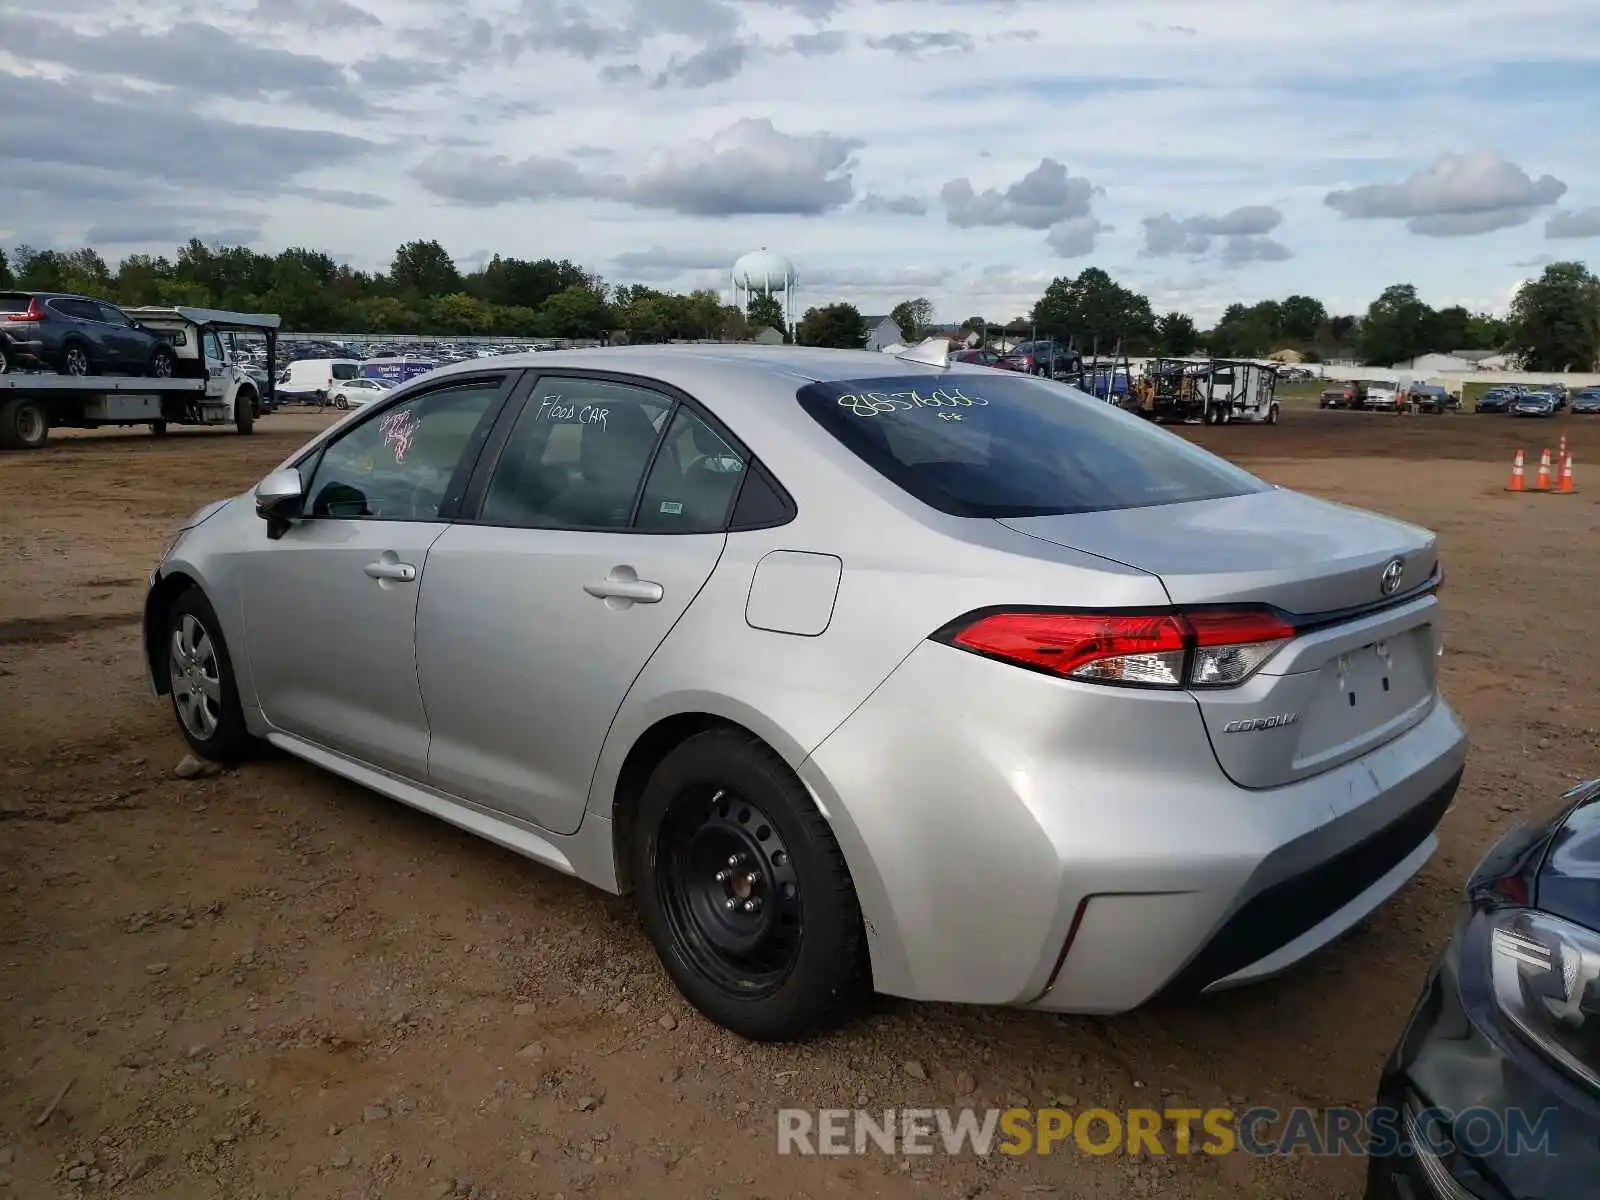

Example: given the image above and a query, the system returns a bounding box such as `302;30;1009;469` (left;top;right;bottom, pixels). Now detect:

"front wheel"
1266;404;1279;425
333;395;349;410
235;393;256;436
149;419;168;437
633;729;868;1042
165;588;254;762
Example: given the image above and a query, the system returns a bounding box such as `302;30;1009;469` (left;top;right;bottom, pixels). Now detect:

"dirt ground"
3;406;1598;1199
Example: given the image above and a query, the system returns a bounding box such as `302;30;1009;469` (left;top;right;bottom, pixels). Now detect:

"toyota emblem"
1380;558;1405;596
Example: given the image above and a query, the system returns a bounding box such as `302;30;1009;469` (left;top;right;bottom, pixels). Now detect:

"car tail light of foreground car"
936;607;1297;688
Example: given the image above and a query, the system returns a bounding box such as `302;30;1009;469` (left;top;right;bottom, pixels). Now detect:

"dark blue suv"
0;291;178;378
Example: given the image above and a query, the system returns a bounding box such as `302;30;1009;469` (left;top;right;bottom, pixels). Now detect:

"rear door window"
477;378;672;529
797;374;1267;518
331;363;359;380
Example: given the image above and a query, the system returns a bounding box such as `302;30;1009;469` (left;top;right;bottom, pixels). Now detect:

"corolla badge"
1222;713;1298;733
1380;557;1405;596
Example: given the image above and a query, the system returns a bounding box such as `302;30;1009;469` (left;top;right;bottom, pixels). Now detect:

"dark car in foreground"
0;291;178;377
1573;389;1600;415
1368;779;1600;1200
1512;392;1559;418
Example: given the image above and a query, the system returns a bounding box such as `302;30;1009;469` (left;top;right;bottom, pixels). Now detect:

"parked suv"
0;291;178;378
1001;339;1081;379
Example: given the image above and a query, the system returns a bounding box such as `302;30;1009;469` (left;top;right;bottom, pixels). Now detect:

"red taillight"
2;299;44;322
943;608;1296;689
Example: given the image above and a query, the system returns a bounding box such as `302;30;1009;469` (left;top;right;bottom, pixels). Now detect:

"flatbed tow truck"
0;307;280;451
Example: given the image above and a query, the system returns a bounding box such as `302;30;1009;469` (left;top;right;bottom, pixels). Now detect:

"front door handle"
364;560;417;582
584;566;663;605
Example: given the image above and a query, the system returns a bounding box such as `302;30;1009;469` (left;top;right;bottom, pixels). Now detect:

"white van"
276;358;361;403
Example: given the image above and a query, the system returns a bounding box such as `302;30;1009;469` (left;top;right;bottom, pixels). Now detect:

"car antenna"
895;336;950;369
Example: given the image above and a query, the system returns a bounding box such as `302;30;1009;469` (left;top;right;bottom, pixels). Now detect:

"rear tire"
0;397;49;450
1266;404;1279;425
165;588;254;763
632;728;868;1042
235;393;256;436
149;420;168;437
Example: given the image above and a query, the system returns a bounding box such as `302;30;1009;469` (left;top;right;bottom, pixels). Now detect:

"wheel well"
610;712;764;894
144;571;199;692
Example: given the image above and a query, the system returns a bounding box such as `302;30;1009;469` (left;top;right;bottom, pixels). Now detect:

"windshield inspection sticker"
535;395;610;431
836;387;989;417
659;501;684;514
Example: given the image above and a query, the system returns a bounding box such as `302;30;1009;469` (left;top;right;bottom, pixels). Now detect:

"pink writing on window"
380;409;417;463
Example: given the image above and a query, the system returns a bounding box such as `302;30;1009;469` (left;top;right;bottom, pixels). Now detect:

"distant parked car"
1001;340;1081;379
327;377;393;410
1475;389;1516;413
950;348;1007;368
1572;388;1600;414
1320;384;1364;409
0;291;179;378
1511;392;1558;418
1406;384;1454;413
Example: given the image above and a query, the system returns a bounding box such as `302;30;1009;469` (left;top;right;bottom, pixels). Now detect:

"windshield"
796;374;1267;518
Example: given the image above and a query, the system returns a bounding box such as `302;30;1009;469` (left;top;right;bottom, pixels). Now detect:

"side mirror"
255;467;304;538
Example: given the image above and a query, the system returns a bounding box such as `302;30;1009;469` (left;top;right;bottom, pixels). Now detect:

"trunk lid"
999;489;1443;789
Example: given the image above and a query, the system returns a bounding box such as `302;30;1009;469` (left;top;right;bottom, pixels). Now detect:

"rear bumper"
803;639;1468;1012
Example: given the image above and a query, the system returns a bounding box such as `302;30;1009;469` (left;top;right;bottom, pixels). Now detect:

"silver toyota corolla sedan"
143;344;1467;1041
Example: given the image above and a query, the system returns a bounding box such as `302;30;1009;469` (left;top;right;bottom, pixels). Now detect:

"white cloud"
2;0;1598;322
1325;151;1568;237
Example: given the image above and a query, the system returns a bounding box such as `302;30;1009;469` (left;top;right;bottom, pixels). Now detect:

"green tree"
1278;294;1327;343
537;284;612;339
889;297;935;342
796;303;866;349
390;240;462;298
1357;284;1438;366
1031;269;1156;351
1206;302;1282;357
746;292;785;335
1155;311;1198;355
1506;262;1600;371
0;247;11;289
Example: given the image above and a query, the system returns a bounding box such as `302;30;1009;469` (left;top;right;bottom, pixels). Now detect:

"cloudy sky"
2;0;1598;323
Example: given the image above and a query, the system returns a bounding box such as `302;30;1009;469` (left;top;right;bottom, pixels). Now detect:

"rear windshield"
0;294;33;312
796;374;1268;518
331;363;359;380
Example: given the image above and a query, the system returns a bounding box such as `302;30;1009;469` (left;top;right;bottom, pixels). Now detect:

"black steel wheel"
657;786;804;998
633;728;868;1041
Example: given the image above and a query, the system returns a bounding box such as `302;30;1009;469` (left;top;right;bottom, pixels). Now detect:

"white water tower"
731;249;798;333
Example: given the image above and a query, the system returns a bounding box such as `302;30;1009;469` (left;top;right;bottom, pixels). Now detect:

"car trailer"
1130;358;1281;426
0;307;280;451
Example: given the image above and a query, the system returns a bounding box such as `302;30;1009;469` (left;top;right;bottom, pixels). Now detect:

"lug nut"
743;898;761;914
724;897;740;910
727;853;745;867
715;869;732;883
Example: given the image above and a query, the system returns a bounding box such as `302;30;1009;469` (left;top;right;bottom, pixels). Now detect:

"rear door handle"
584;567;663;604
364;560;417;582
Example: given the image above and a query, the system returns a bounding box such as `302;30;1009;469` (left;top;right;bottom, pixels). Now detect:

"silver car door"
240;374;512;779
418;377;745;836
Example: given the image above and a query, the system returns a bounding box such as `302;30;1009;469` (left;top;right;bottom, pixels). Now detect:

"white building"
859;314;905;352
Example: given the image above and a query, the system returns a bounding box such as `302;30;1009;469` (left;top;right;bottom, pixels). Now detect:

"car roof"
415;343;987;406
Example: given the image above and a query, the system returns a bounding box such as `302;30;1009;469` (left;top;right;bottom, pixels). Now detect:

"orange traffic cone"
1506;449;1526;492
1556;453;1576;494
1534;448;1553;491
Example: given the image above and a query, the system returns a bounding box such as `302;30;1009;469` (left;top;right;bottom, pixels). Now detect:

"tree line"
1;239;1594;370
